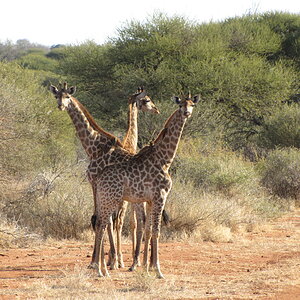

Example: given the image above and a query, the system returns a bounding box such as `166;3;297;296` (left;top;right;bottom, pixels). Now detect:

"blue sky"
1;0;299;46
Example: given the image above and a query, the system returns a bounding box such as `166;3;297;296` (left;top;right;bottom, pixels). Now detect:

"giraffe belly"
122;181;153;204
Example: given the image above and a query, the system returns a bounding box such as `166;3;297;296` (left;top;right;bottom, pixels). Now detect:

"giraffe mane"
71;97;124;148
134;109;179;159
152;109;178;144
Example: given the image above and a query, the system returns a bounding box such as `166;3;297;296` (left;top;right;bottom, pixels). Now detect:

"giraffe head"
130;87;160;114
50;82;76;111
172;92;200;118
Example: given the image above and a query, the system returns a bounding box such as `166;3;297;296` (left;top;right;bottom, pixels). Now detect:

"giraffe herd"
50;83;199;278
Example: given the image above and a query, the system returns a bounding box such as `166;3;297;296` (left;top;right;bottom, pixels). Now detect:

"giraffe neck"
122;102;138;154
151;109;186;169
66;97;122;159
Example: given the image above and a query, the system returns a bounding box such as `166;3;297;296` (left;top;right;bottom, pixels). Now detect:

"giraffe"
90;93;200;278
49;83;159;270
93;87;160;270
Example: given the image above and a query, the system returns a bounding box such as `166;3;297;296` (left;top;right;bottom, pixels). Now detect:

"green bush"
0;61;76;176
259;148;300;199
174;139;255;194
257;103;300;149
16;51;59;72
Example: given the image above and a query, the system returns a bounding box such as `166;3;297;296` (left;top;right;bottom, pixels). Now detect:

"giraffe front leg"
151;200;166;279
151;234;164;279
88;218;106;277
100;239;110;277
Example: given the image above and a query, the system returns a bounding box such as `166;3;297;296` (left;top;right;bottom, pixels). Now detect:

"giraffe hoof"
118;261;125;268
101;270;110;277
156;272;165;279
87;262;98;270
128;265;135;272
110;262;118;270
97;271;104;277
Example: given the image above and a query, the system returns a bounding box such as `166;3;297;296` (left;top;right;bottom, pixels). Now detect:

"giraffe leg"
100;238;109;277
142;203;152;273
88;216;106;277
151;234;163;279
151;200;166;279
129;204;137;271
116;201;127;268
129;203;145;271
107;216;118;270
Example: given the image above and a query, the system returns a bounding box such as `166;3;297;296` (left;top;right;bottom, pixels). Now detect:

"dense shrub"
257;103;300;149
0;61;76;176
173;139;255;194
259;148;300;199
16;50;59;72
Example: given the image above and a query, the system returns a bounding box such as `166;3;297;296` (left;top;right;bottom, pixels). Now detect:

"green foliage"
57;42;126;123
16;51;59;72
257;103;300;149
46;45;67;60
259;148;300;199
0;61;76;176
223;15;281;55
174;139;255;194
261;12;300;62
54;12;299;150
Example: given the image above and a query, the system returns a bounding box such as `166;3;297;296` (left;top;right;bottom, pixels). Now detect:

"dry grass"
0;214;42;248
19;265;179;300
1;206;299;300
8;243;300;300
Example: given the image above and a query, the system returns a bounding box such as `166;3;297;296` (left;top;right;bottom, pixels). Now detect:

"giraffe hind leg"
129;203;145;271
116;201;127;268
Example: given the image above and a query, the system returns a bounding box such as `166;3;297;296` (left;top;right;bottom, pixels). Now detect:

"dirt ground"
0;209;299;299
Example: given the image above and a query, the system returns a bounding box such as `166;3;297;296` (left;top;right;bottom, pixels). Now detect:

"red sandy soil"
0;209;299;299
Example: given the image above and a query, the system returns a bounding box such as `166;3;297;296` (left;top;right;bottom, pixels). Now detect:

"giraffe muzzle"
153;107;160;114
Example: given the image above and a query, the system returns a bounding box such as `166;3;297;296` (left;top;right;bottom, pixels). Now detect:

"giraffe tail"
162;209;170;226
91;214;97;231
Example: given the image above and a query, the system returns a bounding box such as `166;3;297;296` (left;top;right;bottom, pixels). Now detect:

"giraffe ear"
172;96;181;105
136;90;146;99
137;86;144;93
50;85;58;95
193;95;200;104
68;86;76;95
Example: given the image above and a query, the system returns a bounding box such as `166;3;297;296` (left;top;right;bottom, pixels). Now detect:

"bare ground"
0;209;299;299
